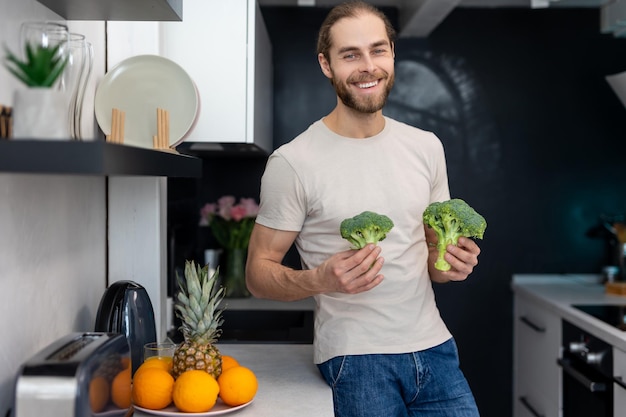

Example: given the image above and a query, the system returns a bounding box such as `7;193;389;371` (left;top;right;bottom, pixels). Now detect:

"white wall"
0;0;108;415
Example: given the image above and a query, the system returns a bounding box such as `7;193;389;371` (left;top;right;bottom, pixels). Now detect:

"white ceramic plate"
95;55;199;149
134;399;253;416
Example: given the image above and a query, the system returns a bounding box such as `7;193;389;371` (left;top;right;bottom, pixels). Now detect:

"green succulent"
3;42;68;87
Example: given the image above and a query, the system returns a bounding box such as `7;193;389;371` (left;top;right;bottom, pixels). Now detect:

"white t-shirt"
256;117;452;364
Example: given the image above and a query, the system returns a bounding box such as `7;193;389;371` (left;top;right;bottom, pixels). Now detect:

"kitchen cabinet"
615;347;626;414
105;0;273;153
159;0;273;154
513;293;562;417
35;0;182;21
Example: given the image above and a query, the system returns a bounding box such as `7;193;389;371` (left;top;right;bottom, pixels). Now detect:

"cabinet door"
615;347;626;415
160;0;248;143
513;295;562;417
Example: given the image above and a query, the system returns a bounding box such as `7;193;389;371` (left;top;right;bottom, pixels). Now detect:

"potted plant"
3;41;70;139
199;196;259;298
4;42;67;87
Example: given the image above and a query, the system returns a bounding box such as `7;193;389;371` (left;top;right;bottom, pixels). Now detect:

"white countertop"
512;274;626;351
133;343;333;417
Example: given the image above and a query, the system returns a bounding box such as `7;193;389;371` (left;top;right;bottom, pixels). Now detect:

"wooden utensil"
153;108;173;151
0;105;11;139
106;108;125;144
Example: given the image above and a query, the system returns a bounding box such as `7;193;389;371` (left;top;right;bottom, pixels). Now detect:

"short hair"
316;1;396;62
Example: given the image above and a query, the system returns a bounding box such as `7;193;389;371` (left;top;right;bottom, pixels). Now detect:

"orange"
89;376;110;412
172;370;220;413
111;368;132;409
217;366;258;407
138;356;173;373
132;367;175;410
120;356;131;370
221;355;239;372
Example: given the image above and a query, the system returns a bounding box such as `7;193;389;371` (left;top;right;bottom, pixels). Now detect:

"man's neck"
322;105;385;139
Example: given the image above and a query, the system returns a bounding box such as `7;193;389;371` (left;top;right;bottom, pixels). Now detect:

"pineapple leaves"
175;260;225;343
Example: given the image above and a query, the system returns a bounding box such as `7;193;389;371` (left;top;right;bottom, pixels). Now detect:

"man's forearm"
246;259;320;301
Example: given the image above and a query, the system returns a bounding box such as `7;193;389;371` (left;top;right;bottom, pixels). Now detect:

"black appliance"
94;280;157;376
558;320;613;417
572;304;626;332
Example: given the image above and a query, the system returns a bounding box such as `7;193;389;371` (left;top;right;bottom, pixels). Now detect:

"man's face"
320;13;395;114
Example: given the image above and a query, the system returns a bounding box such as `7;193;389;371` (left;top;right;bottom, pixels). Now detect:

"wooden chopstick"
156;108;162;148
154;108;171;150
107;108;125;144
165;109;170;146
118;110;125;144
110;108;118;143
0;105;6;139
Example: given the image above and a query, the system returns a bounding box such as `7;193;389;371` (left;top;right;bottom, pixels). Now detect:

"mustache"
347;71;389;84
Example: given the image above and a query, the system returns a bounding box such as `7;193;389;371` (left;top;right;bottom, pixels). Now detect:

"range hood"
177;141;270;157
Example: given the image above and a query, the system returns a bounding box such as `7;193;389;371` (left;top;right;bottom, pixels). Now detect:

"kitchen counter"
133;343;333;417
512;274;626;351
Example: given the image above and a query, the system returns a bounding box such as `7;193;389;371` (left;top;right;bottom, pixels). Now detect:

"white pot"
12;88;71;140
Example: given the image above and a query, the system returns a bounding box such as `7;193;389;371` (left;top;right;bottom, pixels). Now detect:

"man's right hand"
316;244;384;294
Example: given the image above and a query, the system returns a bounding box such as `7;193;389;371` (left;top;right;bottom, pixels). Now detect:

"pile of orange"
217;364;258;407
89;355;132;413
131;353;258;413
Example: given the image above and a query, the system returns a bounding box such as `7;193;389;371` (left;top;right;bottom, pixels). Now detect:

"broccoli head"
340;211;394;249
422;198;487;271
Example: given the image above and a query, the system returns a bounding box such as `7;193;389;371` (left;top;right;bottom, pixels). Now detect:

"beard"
332;70;395;114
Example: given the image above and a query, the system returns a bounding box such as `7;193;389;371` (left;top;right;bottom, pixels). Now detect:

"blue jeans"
316;338;479;417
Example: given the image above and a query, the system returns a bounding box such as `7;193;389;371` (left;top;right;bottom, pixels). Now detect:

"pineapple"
172;260;225;379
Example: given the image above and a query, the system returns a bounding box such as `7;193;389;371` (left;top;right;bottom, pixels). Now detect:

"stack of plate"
95;55;199;149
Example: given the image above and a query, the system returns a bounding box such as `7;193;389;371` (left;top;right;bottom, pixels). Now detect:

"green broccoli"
422;198;487;271
340;211;394;249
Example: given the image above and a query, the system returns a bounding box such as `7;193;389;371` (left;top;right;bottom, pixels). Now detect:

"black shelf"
36;0;182;21
0;140;202;177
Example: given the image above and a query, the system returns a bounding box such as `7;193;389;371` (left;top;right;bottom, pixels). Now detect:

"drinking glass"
143;342;177;366
73;40;93;140
21;25;93;140
19;22;70;90
58;33;93;140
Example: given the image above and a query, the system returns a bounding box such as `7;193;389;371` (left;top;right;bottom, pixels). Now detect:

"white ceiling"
258;0;617;37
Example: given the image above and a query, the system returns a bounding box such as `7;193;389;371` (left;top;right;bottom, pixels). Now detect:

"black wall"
169;6;626;416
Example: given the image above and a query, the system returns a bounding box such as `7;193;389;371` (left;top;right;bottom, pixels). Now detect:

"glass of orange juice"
143;342;177;369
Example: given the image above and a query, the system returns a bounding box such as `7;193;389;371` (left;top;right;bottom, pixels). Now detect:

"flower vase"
223;248;250;298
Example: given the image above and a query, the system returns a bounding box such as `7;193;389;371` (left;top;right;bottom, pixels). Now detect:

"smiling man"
245;1;482;416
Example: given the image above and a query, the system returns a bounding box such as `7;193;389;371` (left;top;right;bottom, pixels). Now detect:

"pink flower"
240;198;259;217
199;203;217;226
218;195;236;209
230;205;248;222
216;195;236;220
199;196;259;228
199;196;259;249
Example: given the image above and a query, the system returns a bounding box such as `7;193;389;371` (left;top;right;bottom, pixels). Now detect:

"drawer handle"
520;316;545;333
557;358;607;392
519;396;545;417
